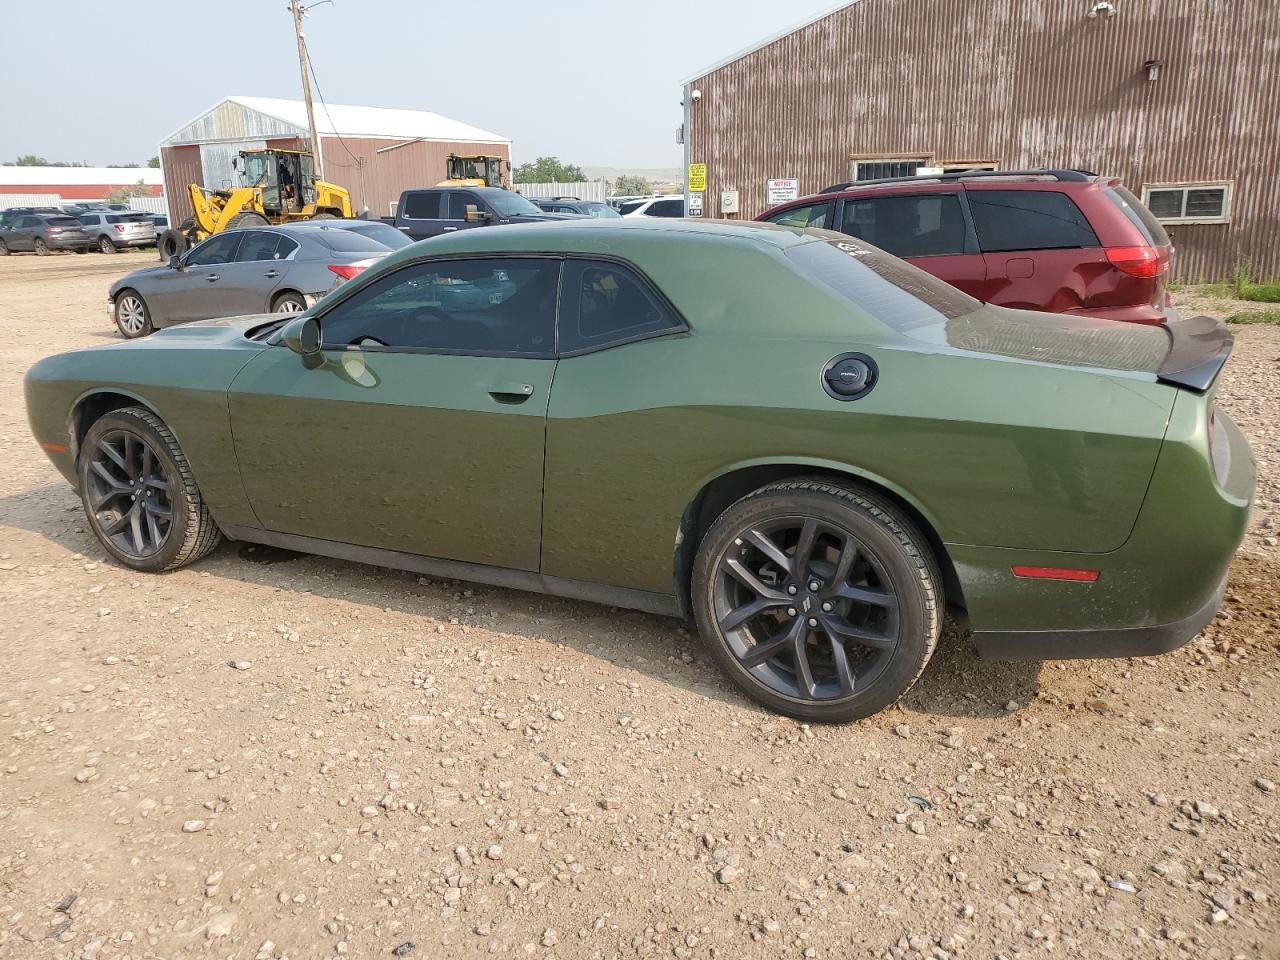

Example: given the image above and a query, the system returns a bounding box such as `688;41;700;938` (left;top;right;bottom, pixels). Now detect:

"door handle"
264;269;280;279
487;382;535;402
442;226;459;232
398;226;412;233
205;274;220;282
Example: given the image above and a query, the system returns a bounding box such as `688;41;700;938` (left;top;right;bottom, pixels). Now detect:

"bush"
1224;309;1280;325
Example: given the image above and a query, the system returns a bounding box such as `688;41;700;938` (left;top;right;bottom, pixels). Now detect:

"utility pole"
289;0;324;179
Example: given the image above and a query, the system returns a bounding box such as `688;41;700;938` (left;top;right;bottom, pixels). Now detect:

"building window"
1141;182;1232;224
850;157;929;181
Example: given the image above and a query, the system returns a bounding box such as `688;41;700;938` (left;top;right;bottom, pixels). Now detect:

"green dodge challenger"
24;219;1254;721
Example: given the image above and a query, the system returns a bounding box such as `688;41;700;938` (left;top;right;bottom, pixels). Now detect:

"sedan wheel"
693;479;941;722
273;293;307;313
114;292;152;338
79;407;222;573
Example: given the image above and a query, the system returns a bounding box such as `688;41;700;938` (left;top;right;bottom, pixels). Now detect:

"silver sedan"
107;221;408;338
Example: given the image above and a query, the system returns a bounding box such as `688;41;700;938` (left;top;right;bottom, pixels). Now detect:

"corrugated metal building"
158;96;511;224
682;0;1280;281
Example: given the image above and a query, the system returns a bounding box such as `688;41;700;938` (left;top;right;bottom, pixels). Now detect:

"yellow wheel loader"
437;154;509;189
158;148;352;259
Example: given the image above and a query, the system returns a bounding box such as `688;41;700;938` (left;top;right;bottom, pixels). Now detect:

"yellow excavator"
159;148;352;259
437;154;509;189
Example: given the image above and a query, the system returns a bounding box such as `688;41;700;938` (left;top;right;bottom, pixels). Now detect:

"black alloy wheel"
84;428;174;560
693;480;941;722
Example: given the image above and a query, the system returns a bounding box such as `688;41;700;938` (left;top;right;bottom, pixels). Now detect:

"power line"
301;35;368;212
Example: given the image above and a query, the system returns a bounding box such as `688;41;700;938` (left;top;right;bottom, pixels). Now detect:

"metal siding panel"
160;145;203;226
688;0;1280;281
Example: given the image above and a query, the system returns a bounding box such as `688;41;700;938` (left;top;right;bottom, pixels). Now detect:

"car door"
216;230;288;314
399;190;445;240
965;188;1103;312
227;255;561;569
150;231;243;324
78;214;101;243
760;200;834;230
444;191;486;232
10;217;37;251
835;191;985;297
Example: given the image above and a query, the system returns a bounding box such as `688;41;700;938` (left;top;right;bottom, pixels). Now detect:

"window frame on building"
848;155;932;182
1140;181;1233;225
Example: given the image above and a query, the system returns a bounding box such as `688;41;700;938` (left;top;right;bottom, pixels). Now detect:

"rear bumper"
48;237;91;249
1061;303;1167;325
973;573;1225;659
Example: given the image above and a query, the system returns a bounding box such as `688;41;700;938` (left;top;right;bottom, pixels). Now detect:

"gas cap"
822;353;878;401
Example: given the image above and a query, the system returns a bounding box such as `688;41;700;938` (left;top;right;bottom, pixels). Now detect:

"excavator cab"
237;149;316;215
441;154;508;189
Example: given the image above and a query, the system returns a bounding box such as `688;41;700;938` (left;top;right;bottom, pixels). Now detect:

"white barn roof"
160;96;509;147
0;166;164;186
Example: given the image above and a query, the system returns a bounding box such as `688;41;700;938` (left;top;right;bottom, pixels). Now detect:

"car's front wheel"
34;238;49;255
79;406;222;573
114;289;153;338
692;479;942;722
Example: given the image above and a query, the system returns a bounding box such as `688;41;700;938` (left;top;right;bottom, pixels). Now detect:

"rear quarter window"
1105;186;1171;247
313;230;392;254
967;190;1099;252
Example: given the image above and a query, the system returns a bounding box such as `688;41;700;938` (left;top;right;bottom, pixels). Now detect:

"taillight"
113;224;125;233
1105;245;1168;279
327;264;367;281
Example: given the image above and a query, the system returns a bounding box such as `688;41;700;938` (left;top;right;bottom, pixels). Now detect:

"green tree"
12;154;49;166
148;156;160;169
613;174;652;196
513;156;585;184
104;179;152;205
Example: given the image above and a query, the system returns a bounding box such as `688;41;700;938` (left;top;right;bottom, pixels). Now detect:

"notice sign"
687;192;704;217
687;163;707;193
766;178;800;205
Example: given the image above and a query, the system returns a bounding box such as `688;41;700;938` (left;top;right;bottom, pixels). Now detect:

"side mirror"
281;314;323;366
168;255;183;270
464;204;489;223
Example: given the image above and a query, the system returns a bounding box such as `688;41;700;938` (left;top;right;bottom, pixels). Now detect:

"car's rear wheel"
34;238;49;256
271;291;307;313
310;212;337;220
692;479;942;722
0;239;8;255
114;289;153;338
79;407;222;573
98;235;116;254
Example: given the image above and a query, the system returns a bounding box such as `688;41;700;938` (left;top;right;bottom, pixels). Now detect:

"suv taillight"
113;224;126;233
1105;245;1168;279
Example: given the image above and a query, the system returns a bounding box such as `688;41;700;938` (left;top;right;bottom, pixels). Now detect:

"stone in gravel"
893;723;911;738
204;912;236;939
73;768;97;783
485;844;505;860
392;942;416;957
1016;877;1043;894
909;821;926;835
1256;778;1276;793
55;894;77;913
227;660;251;670
1194;800;1220;819
837;881;855;894
182;820;207;833
1210;909;1229;925
1108;880;1137;893
541;928;558;947
1073;866;1102;884
553;763;569;777
600;797;621;810
717;865;741;884
831;787;848;800
360;805;379;818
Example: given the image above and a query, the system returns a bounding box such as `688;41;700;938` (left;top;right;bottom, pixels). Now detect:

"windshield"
343;222;413;249
242;153;269;186
489;192;542;217
581;202;620;218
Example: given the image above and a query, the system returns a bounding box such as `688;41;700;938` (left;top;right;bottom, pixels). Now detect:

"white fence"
515;181;608;202
0;193;62;209
125;196;169;215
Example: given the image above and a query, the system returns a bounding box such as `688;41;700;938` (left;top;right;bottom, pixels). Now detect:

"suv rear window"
1105;186;1171;247
968;190;1099;252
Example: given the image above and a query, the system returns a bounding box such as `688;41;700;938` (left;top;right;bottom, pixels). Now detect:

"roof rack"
819;168;1100;194
538;195;581;201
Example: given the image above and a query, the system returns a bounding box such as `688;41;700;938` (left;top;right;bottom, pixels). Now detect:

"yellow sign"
687;163;707;193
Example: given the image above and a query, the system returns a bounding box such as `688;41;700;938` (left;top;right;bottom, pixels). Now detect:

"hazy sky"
0;0;840;169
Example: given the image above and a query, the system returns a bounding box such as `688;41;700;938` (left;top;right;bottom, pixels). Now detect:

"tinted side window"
646;199;684;218
320;258;559;357
402;191;441;219
274;235;300;259
235;231;283;262
186;232;242;266
80;215;100;226
559;260;682;354
765;202;832;229
968;190;1099;252
447;192;482;220
839;194;967;258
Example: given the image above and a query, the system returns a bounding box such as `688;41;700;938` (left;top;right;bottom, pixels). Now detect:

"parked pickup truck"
391;186;580;241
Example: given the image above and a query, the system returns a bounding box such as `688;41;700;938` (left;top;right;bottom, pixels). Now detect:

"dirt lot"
0;251;1277;960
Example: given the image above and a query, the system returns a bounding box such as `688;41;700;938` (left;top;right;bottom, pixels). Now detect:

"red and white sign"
766;178;800;205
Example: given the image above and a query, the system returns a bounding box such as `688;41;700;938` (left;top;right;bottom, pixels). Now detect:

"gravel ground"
0;252;1277;960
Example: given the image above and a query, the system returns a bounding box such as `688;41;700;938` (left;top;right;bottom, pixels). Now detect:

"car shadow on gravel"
3;482;1042;719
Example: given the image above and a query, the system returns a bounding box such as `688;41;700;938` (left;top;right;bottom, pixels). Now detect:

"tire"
271;291;307;313
98;235;117;254
0;239;8;256
226;211;269;229
309;212;337;220
691;479;942;722
114;289;153;338
158;228;188;260
78;406;222;573
34;238;49;256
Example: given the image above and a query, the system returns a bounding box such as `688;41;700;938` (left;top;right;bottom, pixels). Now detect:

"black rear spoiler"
1157;314;1233;392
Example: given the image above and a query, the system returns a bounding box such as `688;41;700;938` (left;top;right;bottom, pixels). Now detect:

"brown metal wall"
318;137;513;217
688;0;1280;281
159;145;203;227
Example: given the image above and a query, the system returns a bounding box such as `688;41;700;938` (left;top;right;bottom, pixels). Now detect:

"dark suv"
758;170;1173;324
392;187;582;242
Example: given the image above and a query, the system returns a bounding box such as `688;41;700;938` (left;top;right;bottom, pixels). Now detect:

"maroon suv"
757;170;1173;324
